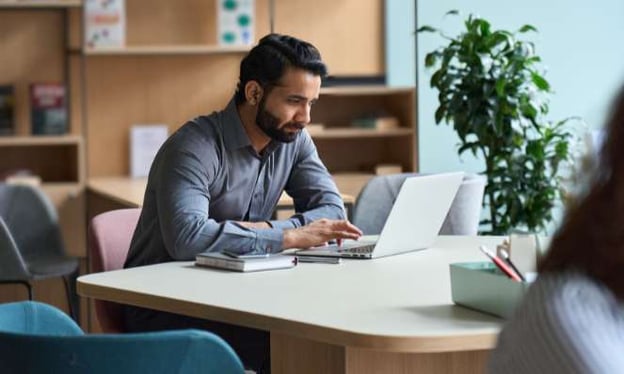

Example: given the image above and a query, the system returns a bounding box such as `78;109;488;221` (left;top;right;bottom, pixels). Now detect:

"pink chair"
88;208;141;333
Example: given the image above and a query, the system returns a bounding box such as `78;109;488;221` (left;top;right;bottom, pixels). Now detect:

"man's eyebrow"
287;94;308;100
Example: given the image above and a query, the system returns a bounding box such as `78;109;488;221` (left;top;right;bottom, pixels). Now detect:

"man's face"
255;67;321;143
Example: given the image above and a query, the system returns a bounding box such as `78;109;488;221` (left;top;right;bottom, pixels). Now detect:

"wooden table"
78;235;505;374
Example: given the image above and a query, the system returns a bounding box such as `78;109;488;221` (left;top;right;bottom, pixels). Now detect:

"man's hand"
282;219;363;249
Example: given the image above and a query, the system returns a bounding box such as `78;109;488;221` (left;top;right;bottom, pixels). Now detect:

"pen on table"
479;245;522;282
498;248;526;281
296;256;341;264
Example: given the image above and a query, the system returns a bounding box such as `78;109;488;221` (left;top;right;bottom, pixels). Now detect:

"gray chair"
351;173;486;235
0;183;79;320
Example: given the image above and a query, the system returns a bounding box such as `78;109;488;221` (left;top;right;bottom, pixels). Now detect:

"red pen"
479;245;522;282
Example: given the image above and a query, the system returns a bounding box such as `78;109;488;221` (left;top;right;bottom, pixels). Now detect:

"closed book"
0;85;15;135
195;252;297;272
30;83;67;135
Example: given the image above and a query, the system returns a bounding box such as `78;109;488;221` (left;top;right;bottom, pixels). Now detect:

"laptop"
296;172;464;259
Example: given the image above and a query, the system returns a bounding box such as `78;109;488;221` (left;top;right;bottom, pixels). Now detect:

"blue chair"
0;301;245;374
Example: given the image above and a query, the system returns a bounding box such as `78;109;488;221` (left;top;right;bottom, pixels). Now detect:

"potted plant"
418;11;575;235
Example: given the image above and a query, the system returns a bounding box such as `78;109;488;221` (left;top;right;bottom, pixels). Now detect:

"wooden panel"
271;332;346;374
42;183;86;258
345;348;489;374
84;55;242;176
273;0;384;76
0;144;80;182
315;136;414;173
124;0;270;45
0;10;65;135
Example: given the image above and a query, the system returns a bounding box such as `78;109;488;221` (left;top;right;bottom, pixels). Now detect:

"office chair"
0;183;79;320
352;173;486;235
88;208;141;332
0;301;245;374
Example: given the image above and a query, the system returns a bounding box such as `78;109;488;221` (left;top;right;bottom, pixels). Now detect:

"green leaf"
434;105;447;124
518;24;538;33
417;25;437;33
531;72;551;91
424;52;439;68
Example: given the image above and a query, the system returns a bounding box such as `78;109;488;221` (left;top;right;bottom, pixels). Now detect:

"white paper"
130;124;168;178
84;0;126;48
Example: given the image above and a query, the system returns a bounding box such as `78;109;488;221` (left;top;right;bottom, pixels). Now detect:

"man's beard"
255;100;303;143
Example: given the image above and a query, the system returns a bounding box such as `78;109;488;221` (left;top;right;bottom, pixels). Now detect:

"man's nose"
295;104;311;124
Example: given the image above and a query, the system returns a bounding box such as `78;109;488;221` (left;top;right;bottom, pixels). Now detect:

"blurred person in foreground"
488;85;624;373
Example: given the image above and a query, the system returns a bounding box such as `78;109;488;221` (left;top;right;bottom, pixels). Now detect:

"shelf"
0;0;81;8
81;44;251;56
0;135;82;146
320;86;414;96
308;127;414;139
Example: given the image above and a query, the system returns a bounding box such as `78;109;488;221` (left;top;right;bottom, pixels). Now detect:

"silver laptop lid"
371;172;464;258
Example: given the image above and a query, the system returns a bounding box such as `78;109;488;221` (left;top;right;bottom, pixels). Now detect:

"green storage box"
450;262;532;318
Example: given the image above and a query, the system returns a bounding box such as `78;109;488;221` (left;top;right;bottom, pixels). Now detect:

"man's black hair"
234;34;328;104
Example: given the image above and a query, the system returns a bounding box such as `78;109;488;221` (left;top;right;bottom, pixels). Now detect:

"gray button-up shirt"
125;98;345;267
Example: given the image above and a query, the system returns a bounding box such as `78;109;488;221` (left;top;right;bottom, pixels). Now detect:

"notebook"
296;172;464;259
196;252;297;272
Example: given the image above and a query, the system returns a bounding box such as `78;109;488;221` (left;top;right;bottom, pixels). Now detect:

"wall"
387;0;624;174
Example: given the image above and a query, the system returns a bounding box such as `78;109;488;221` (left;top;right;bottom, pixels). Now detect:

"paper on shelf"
84;0;126;48
129;124;168;178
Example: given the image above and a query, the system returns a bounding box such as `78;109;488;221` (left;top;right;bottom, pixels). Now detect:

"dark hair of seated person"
539;84;624;299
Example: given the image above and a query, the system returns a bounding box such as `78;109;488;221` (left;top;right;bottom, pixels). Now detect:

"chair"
0;301;245;374
351;173;486;235
0;183;79;320
88;208;141;332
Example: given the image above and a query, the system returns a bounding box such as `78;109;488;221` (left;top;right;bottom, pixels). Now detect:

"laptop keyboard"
336;242;376;254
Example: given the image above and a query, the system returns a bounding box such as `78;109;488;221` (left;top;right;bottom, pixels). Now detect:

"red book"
30;83;67;135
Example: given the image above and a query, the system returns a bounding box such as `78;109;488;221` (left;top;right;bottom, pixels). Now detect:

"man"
123;34;362;373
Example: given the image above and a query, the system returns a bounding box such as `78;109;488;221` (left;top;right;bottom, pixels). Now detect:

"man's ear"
244;81;263;105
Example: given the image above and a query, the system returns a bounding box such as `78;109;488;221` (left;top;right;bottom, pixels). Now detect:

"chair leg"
23;281;33;300
0;281;32;300
63;270;80;323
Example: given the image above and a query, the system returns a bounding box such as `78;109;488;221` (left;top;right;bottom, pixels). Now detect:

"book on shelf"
216;0;254;46
30;83;67;135
84;0;126;49
196;252;297;272
0;85;14;135
351;116;399;131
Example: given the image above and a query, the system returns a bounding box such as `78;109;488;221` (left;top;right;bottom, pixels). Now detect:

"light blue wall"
387;0;624;174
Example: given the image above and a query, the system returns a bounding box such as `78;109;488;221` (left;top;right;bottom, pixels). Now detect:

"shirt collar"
222;97;282;156
222;98;252;151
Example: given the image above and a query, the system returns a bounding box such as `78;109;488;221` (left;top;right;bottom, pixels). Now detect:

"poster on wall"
84;0;126;49
217;0;254;46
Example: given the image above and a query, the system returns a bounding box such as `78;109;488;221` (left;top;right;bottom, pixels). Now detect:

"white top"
488;270;624;373
78;235;505;352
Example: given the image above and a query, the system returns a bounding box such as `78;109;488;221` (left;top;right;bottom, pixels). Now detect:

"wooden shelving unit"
0;0;86;322
82;44;251;56
0;0;81;8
